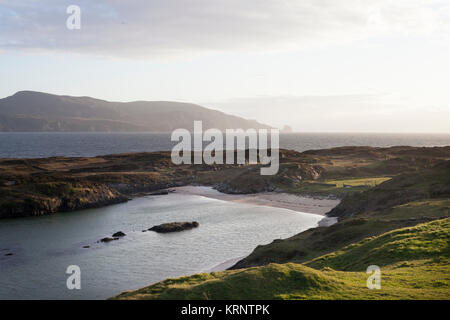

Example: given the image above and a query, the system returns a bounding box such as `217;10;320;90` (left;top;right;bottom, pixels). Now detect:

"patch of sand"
174;186;340;216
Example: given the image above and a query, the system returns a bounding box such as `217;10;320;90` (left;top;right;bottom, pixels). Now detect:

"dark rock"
148;189;170;196
100;237;116;243
112;231;126;237
149;221;199;233
4;253;13;256
83;245;90;248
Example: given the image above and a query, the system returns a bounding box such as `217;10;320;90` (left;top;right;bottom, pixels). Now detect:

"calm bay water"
0;193;322;299
0;132;449;158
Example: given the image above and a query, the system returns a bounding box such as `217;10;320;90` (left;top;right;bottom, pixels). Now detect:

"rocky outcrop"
106;183;182;195
100;237;119;243
148;189;175;196
112;231;126;237
0;183;127;218
149;221;199;233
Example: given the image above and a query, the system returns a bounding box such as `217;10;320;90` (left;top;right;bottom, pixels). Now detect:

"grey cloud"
0;0;448;57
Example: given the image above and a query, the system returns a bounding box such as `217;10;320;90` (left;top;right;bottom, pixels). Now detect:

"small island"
149;221;199;233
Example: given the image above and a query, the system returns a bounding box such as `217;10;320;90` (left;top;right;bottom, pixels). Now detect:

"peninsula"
1;146;449;299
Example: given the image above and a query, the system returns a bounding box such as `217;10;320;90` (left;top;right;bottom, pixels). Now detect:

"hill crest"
0;91;271;132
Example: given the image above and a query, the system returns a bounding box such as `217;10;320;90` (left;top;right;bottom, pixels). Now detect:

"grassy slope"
306;218;450;271
231;163;450;269
327;161;450;218
114;218;450;300
230;198;449;269
114;262;450;300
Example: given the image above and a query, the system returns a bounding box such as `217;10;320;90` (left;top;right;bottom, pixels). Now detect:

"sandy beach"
174;186;340;216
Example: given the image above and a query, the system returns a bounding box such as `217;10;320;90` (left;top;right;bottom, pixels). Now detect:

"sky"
0;0;449;132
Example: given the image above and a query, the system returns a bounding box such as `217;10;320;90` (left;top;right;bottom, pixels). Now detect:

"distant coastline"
1;131;449;159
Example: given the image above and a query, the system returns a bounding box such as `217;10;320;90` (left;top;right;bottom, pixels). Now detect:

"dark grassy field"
1;146;449;218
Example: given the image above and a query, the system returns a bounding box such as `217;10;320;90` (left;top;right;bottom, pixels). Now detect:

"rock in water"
149;221;199;233
112;231;126;237
100;237;117;243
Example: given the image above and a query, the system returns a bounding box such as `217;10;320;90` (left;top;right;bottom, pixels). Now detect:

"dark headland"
0;91;271;132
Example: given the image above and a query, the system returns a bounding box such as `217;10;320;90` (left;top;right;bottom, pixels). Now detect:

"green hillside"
114;219;450;300
230;163;450;269
306;218;450;271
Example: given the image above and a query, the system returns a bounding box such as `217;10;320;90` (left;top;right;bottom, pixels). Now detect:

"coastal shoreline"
206;256;247;272
174;186;340;273
2;146;448;219
173;186;340;216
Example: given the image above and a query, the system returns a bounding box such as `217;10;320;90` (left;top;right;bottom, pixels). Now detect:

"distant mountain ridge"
0;91;271;132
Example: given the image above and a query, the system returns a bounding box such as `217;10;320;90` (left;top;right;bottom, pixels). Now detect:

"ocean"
0;132;449;158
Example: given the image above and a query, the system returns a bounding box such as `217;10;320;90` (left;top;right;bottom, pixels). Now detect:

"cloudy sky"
0;0;449;132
